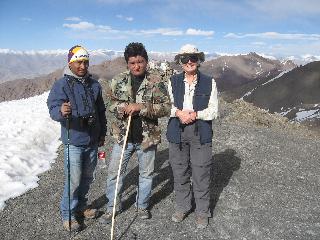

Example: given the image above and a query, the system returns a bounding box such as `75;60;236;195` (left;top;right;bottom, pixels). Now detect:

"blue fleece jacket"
47;67;107;146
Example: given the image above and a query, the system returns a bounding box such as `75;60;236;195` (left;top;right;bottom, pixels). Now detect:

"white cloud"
110;26;213;37
224;33;238;38
63;21;97;30
251;42;266;46
63;20;214;40
116;14;134;22
186;28;214;36
140;28;183;36
20;17;32;22
95;25;114;32
65;17;82;21
63;20;120;35
225;32;320;41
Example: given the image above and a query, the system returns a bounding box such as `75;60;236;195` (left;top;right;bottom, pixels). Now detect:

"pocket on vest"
194;94;210;110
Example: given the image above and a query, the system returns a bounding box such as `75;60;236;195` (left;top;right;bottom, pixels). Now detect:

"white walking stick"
110;115;132;240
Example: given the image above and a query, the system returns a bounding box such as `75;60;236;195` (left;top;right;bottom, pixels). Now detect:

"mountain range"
0;52;296;102
0;49;122;83
0;51;319;132
200;52;296;91
0;48;319;84
238;61;320;130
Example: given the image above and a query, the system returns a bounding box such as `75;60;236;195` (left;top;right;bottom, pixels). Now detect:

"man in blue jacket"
47;45;107;231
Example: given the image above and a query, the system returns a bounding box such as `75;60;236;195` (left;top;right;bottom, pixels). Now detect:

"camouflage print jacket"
107;69;171;150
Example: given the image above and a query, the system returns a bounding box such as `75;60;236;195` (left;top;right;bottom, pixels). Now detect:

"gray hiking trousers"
169;123;213;217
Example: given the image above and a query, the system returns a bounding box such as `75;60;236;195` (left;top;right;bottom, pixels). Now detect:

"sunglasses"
180;55;199;64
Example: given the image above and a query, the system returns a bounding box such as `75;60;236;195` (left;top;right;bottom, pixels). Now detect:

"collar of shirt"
183;74;198;85
182;75;198;111
183;75;198;92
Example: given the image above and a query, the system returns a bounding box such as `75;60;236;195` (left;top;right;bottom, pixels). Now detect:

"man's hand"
98;137;105;147
61;102;71;117
124;103;143;115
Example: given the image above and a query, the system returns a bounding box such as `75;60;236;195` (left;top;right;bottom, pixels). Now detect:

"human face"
69;60;89;77
127;56;147;77
181;55;198;75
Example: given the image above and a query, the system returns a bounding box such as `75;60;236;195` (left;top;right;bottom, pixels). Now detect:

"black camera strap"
65;76;80;117
65;75;97;116
83;79;97;116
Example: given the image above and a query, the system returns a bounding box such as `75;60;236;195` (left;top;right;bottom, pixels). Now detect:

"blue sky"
1;0;320;57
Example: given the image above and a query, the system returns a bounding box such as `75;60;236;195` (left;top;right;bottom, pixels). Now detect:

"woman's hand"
176;110;196;124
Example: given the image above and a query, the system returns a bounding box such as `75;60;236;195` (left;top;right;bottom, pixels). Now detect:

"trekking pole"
110;115;132;240
66;115;72;237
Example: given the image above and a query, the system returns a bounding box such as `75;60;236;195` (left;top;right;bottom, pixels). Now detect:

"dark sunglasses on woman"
180;54;199;64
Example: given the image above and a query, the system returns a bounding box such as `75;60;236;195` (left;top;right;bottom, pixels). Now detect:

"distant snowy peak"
91;49;123;57
207;51;296;76
0;48;317;84
0;48;271;61
0;48;122;58
0;49;123;83
0;48;67;55
283;54;320;65
1;48;318;64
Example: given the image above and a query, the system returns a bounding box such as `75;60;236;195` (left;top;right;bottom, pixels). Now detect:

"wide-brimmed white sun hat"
174;44;205;63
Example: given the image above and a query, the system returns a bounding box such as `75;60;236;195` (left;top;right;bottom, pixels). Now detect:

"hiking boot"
82;208;98;219
171;211;187;223
99;212;113;225
63;220;80;232
137;208;150;219
75;208;98;219
196;215;208;229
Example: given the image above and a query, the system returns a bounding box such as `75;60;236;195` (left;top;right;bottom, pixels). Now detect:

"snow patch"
0;92;61;210
294;109;320;122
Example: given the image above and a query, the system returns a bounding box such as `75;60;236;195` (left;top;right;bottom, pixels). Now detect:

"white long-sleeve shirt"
167;76;219;121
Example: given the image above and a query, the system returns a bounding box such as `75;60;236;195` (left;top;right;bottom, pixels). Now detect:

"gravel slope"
1;100;319;240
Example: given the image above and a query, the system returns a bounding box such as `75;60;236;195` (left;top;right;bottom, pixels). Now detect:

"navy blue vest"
166;71;213;144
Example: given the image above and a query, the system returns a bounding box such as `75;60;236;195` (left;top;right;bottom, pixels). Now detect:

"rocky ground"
0;99;319;240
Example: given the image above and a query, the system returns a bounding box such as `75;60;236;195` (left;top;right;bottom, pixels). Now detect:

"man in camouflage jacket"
100;42;170;224
109;68;170;149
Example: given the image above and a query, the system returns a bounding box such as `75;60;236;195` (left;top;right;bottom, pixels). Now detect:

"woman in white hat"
166;44;218;229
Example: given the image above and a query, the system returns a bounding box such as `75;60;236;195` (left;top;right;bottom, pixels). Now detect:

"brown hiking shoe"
99;208;122;225
99;212;113;225
63;220;80;232
82;208;98;219
137;208;151;219
196;215;208;229
171;211;187;223
76;208;98;219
